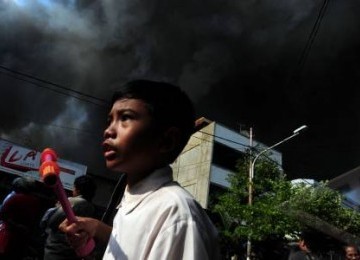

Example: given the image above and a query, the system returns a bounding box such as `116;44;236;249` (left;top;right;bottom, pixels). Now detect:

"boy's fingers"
59;219;80;235
66;231;89;248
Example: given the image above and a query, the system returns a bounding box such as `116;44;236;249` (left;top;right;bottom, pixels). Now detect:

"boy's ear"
159;127;181;153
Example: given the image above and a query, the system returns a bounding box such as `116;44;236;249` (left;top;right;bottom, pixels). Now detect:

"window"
212;142;245;171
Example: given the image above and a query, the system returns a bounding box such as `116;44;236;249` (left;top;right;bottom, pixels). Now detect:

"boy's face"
103;98;162;175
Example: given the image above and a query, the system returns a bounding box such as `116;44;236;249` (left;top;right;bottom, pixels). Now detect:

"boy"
59;79;220;259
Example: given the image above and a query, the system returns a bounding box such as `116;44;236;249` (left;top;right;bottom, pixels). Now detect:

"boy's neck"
126;164;166;188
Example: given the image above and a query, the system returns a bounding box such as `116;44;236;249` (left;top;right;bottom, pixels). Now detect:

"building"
171;117;282;209
328;166;360;210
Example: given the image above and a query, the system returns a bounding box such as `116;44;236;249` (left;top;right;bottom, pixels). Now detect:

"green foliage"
286;181;360;236
213;151;300;242
212;150;360;247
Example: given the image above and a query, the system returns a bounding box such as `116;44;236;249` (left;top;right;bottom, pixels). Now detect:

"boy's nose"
104;127;115;139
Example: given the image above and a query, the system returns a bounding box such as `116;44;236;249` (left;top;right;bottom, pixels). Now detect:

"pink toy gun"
39;148;95;257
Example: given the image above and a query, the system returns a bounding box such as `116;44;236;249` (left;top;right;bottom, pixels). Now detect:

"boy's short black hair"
112;79;195;162
74;175;97;202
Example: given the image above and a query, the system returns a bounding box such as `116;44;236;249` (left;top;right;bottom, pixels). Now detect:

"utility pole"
246;127;253;260
246;125;307;260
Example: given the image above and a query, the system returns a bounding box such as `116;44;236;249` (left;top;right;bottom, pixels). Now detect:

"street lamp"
246;125;308;260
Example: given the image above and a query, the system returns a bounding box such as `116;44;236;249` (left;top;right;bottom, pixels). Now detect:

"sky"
0;0;360;181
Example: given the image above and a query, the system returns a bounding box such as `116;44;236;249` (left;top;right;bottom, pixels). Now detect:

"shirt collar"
120;165;173;214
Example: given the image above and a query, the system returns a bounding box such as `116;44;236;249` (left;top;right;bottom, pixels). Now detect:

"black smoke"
1;0;360;180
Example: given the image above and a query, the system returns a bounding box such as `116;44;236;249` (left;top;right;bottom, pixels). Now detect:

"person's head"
73;175;97;202
11;176;36;193
297;231;323;254
103;79;195;177
298;238;309;252
345;245;360;260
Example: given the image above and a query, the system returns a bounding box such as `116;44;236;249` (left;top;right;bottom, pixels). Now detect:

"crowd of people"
0;176;54;259
0;79;359;260
0;175;97;260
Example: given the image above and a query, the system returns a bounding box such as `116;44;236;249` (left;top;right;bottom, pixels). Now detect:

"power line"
0;70;97;107
40;123;100;136
0;64;109;108
197;130;250;149
286;0;330;86
195;130;283;167
198;130;286;157
297;0;330;71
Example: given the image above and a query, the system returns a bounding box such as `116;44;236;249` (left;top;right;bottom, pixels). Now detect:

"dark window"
212;142;245;171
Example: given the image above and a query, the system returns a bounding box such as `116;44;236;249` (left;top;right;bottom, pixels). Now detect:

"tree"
285;181;360;244
213;151;299;257
212;150;360;257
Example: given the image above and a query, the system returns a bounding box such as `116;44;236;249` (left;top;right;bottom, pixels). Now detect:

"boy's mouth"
104;149;116;159
102;142;117;159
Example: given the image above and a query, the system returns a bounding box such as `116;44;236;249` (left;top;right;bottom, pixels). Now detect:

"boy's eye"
120;114;132;121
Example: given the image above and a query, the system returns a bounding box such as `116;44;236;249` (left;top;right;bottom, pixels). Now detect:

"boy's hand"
67;230;90;249
59;217;97;249
59;217;112;246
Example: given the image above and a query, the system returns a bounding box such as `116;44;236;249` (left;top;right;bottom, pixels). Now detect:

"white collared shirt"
103;166;220;260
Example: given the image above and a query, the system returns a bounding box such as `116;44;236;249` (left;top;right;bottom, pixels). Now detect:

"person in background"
41;175;97;260
288;231;322;260
344;244;360;260
0;176;47;259
59;79;220;259
0;176;34;207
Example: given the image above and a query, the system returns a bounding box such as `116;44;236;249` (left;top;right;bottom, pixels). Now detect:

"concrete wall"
172;122;215;208
172;119;284;209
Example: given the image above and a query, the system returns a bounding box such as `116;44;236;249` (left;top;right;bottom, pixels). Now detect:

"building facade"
172;117;282;208
328;166;360;209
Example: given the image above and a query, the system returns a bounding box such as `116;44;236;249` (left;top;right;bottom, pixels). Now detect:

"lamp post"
246;125;308;260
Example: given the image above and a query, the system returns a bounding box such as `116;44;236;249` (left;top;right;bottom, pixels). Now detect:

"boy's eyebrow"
116;108;137;114
108;108;138;117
